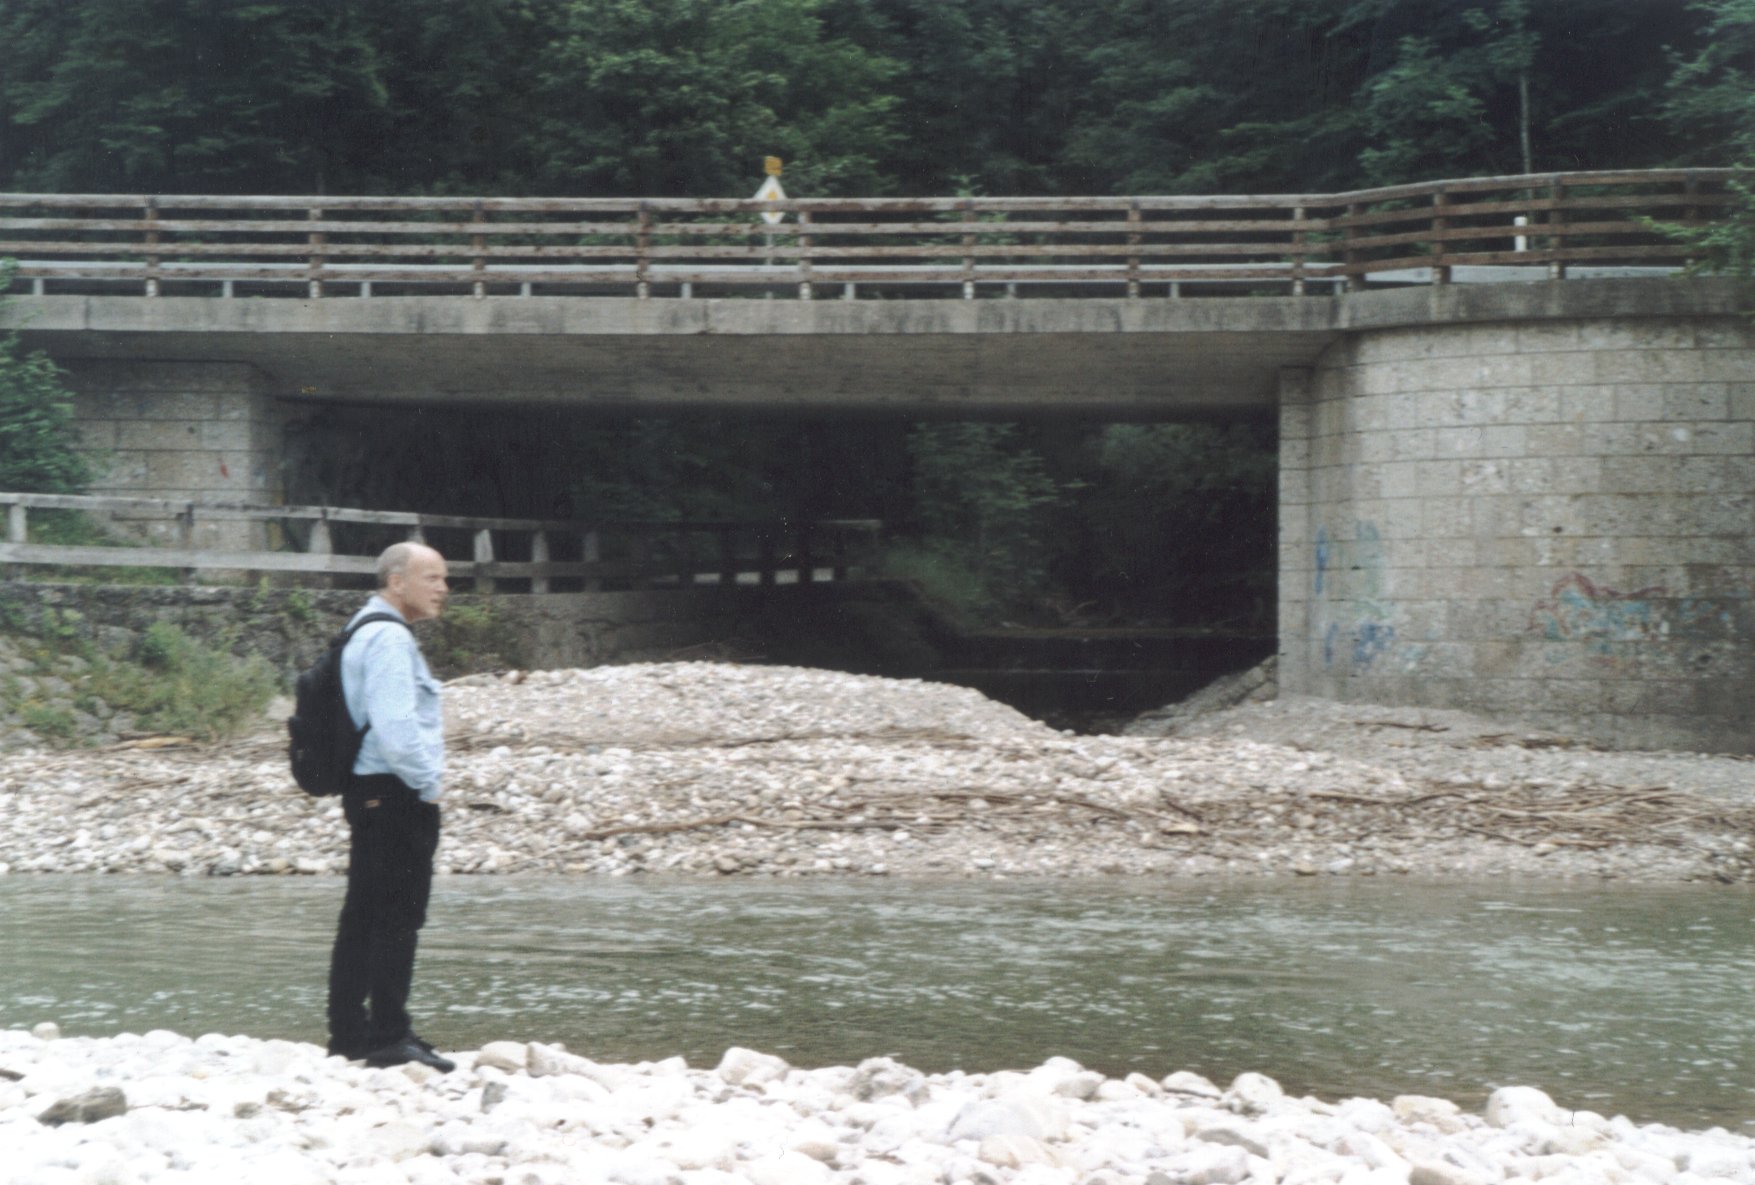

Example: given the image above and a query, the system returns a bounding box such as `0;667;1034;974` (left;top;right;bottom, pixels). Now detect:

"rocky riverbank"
6;1025;1754;1185
0;662;1751;883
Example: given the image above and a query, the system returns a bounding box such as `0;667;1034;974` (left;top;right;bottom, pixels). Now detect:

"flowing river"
2;875;1751;1132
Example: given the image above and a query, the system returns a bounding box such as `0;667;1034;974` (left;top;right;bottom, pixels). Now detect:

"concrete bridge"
3;170;1752;751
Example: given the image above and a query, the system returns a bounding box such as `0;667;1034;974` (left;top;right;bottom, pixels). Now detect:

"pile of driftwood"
1191;778;1755;863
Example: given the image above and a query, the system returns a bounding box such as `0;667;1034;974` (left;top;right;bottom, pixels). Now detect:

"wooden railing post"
1683;176;1701;270
1291;205;1307;295
961;200;977;300
1548;181;1567;280
636;202;652;299
1344;202;1366;292
798;209;814;301
6;498;25;581
471;200;488;299
1431;189;1452;286
530;530;550;594
473;528;495;594
308;205;325;299
1126;201;1142;298
178;503;197;584
143;198;161;297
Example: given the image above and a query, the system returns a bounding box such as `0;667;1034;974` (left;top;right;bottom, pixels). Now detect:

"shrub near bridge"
0;616;277;747
0;260;93;497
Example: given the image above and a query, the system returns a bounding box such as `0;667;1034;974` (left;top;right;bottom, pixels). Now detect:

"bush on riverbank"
0;618;275;746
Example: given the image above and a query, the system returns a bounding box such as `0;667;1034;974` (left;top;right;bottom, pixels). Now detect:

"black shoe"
326;1038;369;1059
362;1035;456;1073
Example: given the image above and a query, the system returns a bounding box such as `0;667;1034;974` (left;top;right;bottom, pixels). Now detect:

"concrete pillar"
64;360;292;549
1279;315;1755;754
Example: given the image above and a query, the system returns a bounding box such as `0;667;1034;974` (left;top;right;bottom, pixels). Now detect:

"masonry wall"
65;360;293;548
1279;316;1755;754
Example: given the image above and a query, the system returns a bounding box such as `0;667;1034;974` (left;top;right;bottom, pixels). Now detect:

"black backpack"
287;612;409;796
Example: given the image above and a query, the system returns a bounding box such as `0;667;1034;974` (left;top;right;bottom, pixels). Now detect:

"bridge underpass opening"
264;400;1282;732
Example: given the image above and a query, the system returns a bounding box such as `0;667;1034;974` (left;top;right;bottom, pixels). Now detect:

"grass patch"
18;701;79;742
88;622;277;741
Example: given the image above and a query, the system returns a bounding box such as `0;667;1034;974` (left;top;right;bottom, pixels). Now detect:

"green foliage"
1650;2;1755;302
19;701;78;742
525;0;901;196
0;263;93;495
0;0;392;192
1661;0;1755;164
874;539;995;626
424;601;522;677
283;587;316;623
90;622;277;741
1646;169;1755;309
1067;423;1278;627
901;423;1070;617
0;0;1737;199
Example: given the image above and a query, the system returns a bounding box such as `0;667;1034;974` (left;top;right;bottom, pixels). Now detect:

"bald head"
377;542;449;621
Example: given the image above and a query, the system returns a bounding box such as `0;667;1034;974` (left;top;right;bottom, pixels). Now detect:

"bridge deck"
5;276;1739;418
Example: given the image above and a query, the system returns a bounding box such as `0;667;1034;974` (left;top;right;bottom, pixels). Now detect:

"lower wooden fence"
0;493;881;592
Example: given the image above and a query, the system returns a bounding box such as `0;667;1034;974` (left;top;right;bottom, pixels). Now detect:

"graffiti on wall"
1314;521;1413;674
1528;572;1735;662
1529;573;1668;648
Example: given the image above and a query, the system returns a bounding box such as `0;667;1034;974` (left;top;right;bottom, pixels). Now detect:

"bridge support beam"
65;360;293;549
1279;315;1755;754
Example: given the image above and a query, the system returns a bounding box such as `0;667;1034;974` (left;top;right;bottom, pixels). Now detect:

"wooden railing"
0;169;1734;300
0;493;881;592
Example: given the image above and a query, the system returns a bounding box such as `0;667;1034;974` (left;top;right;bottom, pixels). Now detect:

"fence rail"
0;493;881;592
0;169;1733;300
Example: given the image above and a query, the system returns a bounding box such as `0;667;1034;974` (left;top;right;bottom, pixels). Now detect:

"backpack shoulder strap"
333;613;415;743
336;611;411;648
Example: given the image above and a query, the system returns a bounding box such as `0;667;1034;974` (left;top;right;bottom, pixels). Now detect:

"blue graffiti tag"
1353;622;1396;669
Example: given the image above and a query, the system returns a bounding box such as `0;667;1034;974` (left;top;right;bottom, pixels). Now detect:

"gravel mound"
1;662;1750;883
447;663;1047;748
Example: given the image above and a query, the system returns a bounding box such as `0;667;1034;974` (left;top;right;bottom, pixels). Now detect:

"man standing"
326;540;456;1072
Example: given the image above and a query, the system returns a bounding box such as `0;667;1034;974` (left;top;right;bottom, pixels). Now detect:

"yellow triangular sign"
753;175;787;224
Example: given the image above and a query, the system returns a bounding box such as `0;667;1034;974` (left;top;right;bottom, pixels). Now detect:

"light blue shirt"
342;595;445;801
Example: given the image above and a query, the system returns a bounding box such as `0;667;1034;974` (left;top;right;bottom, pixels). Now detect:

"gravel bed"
0;662;1750;883
10;1025;1755;1185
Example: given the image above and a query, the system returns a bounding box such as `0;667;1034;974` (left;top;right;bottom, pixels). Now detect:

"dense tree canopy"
0;0;1739;198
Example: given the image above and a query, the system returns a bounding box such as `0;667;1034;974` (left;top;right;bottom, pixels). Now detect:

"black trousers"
326;775;441;1054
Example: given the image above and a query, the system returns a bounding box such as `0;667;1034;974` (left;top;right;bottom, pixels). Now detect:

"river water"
2;875;1751;1132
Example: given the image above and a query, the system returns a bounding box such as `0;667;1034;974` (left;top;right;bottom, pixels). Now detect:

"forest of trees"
2;0;1748;200
1;0;1749;628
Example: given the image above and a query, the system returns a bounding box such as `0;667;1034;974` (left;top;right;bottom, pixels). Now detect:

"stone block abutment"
1279;296;1754;753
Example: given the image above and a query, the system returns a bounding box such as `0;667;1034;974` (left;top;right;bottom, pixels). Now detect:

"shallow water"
2;875;1751;1131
